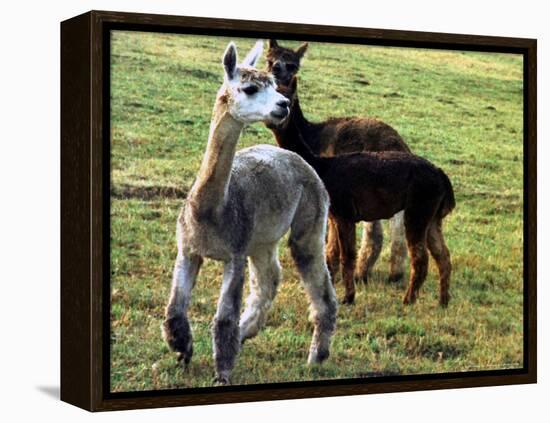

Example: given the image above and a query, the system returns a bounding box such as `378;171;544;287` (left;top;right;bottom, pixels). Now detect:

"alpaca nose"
277;98;290;108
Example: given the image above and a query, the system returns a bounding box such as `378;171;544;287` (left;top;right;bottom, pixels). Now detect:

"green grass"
110;31;524;392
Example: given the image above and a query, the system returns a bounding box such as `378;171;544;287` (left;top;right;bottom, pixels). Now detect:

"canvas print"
109;30;524;392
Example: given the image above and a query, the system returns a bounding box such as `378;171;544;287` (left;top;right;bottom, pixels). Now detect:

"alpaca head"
221;41;290;125
266;39;308;86
277;75;299;104
267;75;299;130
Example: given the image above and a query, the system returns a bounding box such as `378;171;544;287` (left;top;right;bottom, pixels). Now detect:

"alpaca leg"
326;215;341;284
388;211;407;283
427;220;452;307
402;197;439;305
335;218;357;304
289;229;337;365
212;257;246;385
239;244;281;343
403;239;429;305
355;221;383;283
163;254;203;366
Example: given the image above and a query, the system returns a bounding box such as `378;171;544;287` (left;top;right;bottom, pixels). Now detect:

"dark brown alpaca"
266;39;412;285
271;77;455;306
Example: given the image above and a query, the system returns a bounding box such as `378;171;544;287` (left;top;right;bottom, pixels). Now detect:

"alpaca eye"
242;85;259;95
286;63;297;72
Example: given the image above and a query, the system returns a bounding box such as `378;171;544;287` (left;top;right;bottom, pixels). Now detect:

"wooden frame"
60;10;537;411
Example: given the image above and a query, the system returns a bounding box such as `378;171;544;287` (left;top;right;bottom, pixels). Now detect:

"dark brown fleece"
271;77;455;307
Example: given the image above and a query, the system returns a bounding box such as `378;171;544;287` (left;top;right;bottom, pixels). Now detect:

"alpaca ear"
295;42;309;59
268;39;279;49
242;40;263;68
223;42;238;80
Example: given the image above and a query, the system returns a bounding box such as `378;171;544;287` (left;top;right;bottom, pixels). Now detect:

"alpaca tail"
438;168;456;218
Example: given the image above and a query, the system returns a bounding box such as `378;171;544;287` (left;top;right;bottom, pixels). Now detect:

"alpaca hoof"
239;332;250;345
439;294;450;308
162;315;193;364
403;294;416;305
354;272;369;284
342;294;355;305
388;272;404;283
308;348;329;365
176;350;193;367
213;374;231;386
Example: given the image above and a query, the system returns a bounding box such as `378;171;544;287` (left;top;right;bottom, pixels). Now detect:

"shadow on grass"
112;184;188;201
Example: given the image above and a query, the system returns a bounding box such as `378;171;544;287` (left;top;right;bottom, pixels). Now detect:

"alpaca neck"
291;97;309;129
271;97;322;172
188;93;244;217
287;97;323;154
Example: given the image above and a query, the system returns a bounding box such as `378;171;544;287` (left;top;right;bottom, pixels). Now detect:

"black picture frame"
61;10;537;411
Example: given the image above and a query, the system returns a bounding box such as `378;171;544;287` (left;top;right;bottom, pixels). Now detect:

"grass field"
110;31;524;392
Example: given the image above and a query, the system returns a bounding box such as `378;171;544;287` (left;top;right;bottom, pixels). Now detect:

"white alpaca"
162;41;337;385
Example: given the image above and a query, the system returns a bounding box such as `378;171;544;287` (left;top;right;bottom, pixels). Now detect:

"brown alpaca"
272;77;455;306
266;39;412;285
